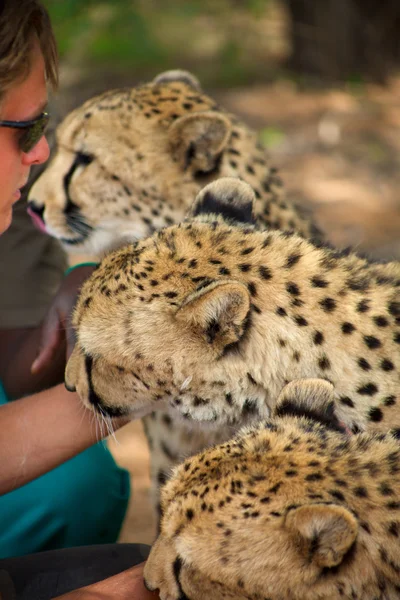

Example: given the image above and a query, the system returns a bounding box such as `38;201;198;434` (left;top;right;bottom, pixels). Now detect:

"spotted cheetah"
144;379;400;600
28;69;319;256
28;69;322;513
66;176;399;507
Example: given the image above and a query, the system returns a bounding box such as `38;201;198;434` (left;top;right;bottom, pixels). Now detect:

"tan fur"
30;71;321;514
144;379;400;600
66;178;399;439
28;70;318;256
65;177;400;528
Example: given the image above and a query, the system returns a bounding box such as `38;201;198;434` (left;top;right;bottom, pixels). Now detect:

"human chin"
0;206;13;234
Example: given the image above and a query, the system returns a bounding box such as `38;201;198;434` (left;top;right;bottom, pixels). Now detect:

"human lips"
13;181;27;202
13;189;21;202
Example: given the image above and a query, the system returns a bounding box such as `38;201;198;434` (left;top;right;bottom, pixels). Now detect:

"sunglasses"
0;111;50;153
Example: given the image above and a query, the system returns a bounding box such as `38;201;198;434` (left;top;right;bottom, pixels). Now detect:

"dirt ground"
108;421;156;544
218;78;400;261
64;72;400;545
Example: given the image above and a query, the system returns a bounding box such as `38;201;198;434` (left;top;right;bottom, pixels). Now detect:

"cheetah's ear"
176;280;251;356
286;504;358;568
188;177;256;225
153;69;202;91
168;111;231;174
274;379;345;433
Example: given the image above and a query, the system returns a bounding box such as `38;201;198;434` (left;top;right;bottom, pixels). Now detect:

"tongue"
27;206;48;234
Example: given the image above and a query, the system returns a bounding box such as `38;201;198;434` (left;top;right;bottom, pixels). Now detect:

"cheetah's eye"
76;151;94;166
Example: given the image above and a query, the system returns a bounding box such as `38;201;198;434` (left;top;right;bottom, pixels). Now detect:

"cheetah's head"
65;178;269;425
146;379;400;600
27;70;236;255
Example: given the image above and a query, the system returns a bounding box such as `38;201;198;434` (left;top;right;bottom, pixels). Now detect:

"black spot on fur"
388;522;399;537
364;335;382;350
242;399;258;416
347;277;369;292
384;396;396;406
318;356;331;370
358;383;378;396
320;297;337;312
374;315;389;327
368;406;383;421
259;266;272;280
238;263;251;273
357;299;370;313
388;302;400;317
248;282;257;297
341;322;356;334
305;472;324;482
358;358;371;371
286;253;301;268
287;282;300;296
295;315;308;327
329;489;345;502
381;359;394;371
313;331;324;345
311;276;329;288
340;396;355;408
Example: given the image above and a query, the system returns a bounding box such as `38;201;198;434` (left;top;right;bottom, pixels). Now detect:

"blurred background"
42;0;400;544
44;0;400;260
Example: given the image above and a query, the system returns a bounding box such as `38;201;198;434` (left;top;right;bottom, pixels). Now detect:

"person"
0;1;131;558
55;562;155;600
0;1;157;598
0;125;132;557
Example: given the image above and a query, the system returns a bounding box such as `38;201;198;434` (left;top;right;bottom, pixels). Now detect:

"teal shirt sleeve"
0;380;8;404
0;380;130;557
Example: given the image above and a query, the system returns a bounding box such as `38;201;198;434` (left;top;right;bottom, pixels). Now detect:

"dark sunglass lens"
19;113;50;153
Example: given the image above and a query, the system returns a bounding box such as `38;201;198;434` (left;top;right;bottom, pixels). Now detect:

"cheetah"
144;379;400;600
66;175;399;479
28;69;322;512
28;69;319;256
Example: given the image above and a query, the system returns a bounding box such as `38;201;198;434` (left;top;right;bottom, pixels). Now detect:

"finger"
31;313;62;373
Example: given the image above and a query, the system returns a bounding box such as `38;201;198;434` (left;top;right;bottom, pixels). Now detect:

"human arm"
53;563;159;600
0;263;96;399
0;383;129;495
0;324;65;399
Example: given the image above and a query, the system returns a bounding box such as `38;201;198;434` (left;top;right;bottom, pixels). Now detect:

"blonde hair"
0;0;58;100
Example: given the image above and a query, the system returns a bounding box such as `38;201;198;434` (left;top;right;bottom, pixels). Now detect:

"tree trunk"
285;0;400;83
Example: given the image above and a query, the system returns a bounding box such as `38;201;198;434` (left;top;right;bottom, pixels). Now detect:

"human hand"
53;562;160;599
31;264;96;374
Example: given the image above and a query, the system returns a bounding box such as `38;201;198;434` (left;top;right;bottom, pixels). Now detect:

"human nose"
21;135;50;166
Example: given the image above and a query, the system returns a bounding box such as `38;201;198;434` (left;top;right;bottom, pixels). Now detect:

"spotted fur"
66;176;399;514
30;70;322;515
144;379;400;600
28;70;318;256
